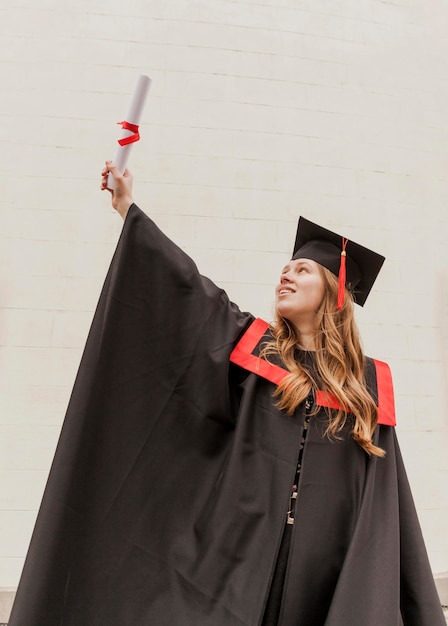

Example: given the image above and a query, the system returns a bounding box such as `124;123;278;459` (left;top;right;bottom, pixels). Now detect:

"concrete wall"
1;0;448;595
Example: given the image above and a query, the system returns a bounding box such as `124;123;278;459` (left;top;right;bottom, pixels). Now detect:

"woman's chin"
276;301;292;320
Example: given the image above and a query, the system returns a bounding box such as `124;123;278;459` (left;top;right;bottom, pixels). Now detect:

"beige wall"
1;0;448;588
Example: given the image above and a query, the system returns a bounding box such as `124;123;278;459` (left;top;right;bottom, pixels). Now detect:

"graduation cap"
292;217;385;308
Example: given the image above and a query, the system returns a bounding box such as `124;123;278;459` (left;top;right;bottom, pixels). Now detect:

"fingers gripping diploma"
101;161;134;220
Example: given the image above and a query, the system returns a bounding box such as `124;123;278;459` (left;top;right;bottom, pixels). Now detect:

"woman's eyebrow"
295;259;312;268
282;260;312;273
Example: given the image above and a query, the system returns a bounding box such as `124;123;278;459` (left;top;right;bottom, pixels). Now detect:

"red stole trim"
230;318;396;426
372;358;396;426
230;318;289;386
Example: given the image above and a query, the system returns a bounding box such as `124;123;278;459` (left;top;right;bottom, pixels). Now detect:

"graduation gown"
9;204;445;626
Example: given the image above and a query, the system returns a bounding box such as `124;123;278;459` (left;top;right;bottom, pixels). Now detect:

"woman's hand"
101;160;134;220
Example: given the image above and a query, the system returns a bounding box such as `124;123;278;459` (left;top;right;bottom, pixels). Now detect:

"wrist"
115;198;133;220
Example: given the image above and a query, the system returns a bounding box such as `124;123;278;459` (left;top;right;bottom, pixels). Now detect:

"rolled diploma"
107;74;152;190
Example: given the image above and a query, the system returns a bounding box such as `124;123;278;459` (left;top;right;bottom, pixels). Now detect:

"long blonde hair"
263;265;385;457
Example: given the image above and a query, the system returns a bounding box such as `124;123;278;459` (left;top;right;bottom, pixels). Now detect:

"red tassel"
337;238;348;310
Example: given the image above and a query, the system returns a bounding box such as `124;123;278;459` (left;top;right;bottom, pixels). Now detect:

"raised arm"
9;161;253;626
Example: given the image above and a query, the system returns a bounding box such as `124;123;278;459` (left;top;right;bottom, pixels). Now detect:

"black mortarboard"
292;216;385;307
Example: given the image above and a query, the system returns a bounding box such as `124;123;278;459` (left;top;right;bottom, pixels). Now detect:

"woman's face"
275;258;326;328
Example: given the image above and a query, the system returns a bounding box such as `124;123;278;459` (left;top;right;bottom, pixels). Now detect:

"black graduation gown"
9;204;444;626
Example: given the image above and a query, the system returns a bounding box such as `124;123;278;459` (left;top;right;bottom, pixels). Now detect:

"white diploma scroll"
107;74;152;190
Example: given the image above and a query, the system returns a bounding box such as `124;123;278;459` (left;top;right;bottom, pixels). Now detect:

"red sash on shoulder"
230;318;396;426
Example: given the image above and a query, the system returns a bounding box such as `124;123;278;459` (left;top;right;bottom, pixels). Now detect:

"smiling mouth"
278;288;295;295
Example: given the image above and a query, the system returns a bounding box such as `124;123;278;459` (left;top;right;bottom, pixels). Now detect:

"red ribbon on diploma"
117;120;140;146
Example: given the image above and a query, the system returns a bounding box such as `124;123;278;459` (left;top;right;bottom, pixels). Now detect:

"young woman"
9;162;445;626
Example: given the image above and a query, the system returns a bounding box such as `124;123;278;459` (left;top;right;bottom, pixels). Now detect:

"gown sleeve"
394;431;446;625
9;203;253;626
